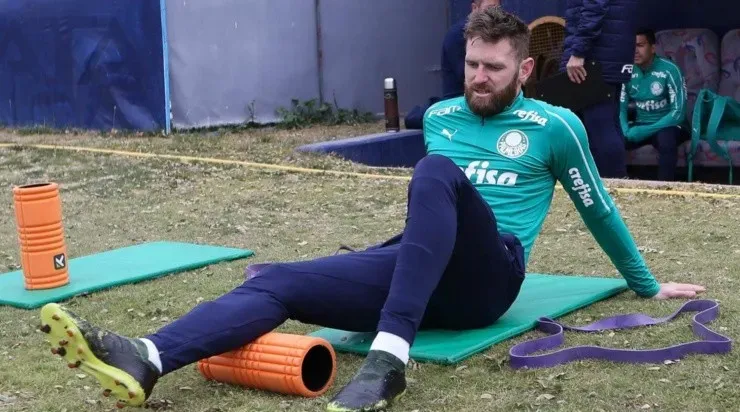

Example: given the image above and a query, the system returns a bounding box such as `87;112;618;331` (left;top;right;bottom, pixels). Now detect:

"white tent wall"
165;0;449;130
318;0;449;120
165;0;320;129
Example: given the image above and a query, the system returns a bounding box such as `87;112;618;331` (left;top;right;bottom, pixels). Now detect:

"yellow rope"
1;143;738;199
0;143;410;181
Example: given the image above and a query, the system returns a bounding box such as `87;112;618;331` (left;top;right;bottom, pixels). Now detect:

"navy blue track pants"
147;155;526;374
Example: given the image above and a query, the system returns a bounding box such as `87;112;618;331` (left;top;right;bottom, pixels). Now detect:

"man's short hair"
472;0;501;8
636;27;656;45
464;7;530;62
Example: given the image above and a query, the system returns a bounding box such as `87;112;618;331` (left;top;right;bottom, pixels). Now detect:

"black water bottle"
384;77;400;132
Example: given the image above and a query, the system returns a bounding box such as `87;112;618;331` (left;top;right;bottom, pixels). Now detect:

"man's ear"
519;57;535;83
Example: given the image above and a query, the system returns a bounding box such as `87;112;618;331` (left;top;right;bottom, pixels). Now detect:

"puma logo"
441;128;457;140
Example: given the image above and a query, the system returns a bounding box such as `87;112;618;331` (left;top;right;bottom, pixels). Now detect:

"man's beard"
464;74;519;118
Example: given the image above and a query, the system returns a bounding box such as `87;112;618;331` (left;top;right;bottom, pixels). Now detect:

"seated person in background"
405;0;500;129
620;28;689;181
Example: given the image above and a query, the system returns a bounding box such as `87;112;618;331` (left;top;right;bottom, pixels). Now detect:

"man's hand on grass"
652;282;706;300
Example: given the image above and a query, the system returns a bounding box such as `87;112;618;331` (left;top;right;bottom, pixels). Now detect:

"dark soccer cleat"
39;303;159;408
326;350;407;412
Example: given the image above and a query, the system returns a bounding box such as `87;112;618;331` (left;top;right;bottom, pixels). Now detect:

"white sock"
369;332;410;364
138;338;162;374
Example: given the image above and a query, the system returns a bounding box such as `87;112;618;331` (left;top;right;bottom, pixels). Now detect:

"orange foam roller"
13;182;70;290
197;332;337;398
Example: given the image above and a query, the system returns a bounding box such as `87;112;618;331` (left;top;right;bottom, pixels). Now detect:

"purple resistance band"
509;299;732;369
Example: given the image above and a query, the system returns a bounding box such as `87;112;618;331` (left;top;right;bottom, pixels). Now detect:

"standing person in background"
405;0;501;129
441;0;502;99
560;0;639;178
620;28;688;181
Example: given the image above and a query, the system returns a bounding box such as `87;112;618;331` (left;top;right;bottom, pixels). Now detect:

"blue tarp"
0;0;168;132
297;130;426;168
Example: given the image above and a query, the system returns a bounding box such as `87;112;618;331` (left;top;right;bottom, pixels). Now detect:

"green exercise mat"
310;273;628;364
0;241;254;309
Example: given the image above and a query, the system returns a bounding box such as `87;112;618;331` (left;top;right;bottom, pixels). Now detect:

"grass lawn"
0;124;738;411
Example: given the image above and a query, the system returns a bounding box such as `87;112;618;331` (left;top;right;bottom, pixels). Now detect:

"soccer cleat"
39;303;159;408
326;350;407;412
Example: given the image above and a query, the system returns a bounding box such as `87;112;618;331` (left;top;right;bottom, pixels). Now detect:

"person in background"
404;0;500;129
620;28;688;181
441;0;502;99
560;0;639;178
